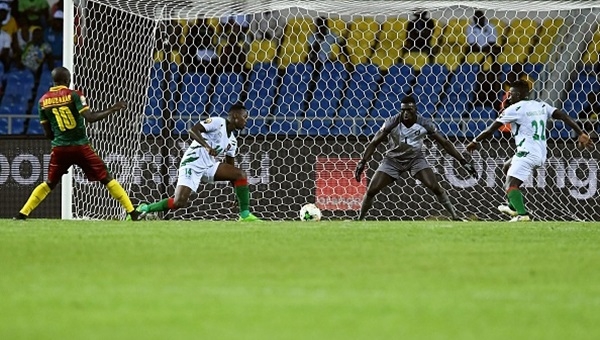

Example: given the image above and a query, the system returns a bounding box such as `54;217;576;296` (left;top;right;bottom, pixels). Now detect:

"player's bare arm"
552;109;594;149
431;132;478;177
188;123;220;156
355;128;391;182
81;101;127;123
466;121;505;153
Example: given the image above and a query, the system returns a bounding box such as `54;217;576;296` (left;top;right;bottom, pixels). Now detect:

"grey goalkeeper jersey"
381;114;438;159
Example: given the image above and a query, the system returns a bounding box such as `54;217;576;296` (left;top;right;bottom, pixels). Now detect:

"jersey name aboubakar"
38;85;90;147
381;114;438;159
496;100;556;160
183;117;238;166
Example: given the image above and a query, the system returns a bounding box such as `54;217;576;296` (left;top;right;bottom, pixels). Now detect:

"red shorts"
48;144;109;183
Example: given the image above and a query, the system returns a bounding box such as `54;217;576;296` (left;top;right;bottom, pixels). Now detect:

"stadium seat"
529;18;563;64
27;119;44;135
412;63;449;115
178;72;211;118
246;39;278;69
301;118;333;136
339;63;382;117
371;18;407;71
438;120;463;137
438;63;480;117
581;25;600;66
0;118;7;134
372;63;415;118
209;72;244;115
306;61;348;118
434;18;469;72
563;72;600;117
331;118;352;135
275;62;314;117
143;117;162;135
498;18;538;65
471;107;496;121
247;62;279;118
549;120;571;139
244;118;268;135
265;118;299;135
346;17;380;65
279;18;314;68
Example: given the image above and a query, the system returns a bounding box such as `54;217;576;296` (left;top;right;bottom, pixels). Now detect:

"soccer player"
354;96;478;221
136;102;261;222
14;67;143;221
466;80;594;222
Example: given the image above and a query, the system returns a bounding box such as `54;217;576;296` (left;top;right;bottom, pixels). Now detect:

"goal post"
67;0;600;221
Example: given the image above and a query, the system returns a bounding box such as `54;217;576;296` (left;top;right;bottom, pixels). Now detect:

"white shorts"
507;152;544;182
177;161;221;191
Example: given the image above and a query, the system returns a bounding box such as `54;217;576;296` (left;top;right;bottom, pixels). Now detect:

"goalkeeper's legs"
415;168;460;220
358;171;395;220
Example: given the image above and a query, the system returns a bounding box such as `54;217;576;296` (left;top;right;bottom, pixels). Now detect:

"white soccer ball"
299;203;322;221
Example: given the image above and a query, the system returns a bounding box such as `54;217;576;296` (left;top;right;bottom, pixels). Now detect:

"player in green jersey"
14;67;143;221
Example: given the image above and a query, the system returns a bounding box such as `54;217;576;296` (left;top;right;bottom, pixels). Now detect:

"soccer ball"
299;203;322;221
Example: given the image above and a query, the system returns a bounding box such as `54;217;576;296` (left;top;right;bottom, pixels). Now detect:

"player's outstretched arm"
466;121;505;153
552;109;594;149
81;101;127;123
430;132;478;177
355;128;389;182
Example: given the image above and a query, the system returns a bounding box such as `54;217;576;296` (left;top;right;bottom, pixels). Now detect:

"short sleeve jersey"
38;85;90;147
381;114;438;159
496;100;556;160
185;117;238;165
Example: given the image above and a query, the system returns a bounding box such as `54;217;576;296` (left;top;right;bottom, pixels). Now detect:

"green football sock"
146;198;175;212
507;188;527;215
234;180;250;218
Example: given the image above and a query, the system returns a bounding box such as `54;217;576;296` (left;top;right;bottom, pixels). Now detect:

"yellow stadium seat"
346;17;380;65
327;18;348;38
246;39;278;68
529;18;564;64
489;18;508;45
434;19;469;71
279;17;314;68
402;51;429;72
497;18;538;65
582;28;600;65
371;18;407;70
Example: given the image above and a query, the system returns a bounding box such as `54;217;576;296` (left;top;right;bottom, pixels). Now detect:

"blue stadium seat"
339;63;383;118
372;64;414;118
244;118;268;135
27;119;44;134
210;72;244;115
438;120;463;137
301;118;333;136
306;61;349;118
143;117;162;135
412;63;449;115
178;72;211;118
471;107;496;121
549;120;570;139
464;120;488;138
265;119;299;135
439;63;479;117
247;62;278;117
8;118;26;134
5;69;35;92
563;72;600;117
275;63;313;117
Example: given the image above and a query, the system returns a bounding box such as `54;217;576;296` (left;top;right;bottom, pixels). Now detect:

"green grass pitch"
1;219;600;340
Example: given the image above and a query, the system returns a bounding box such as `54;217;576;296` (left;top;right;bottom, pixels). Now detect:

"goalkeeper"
137;103;261;222
354;96;477;221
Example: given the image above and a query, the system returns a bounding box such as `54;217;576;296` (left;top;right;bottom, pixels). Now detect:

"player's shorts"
177;160;221;191
376;155;431;179
48;144;109;183
507;152;544;182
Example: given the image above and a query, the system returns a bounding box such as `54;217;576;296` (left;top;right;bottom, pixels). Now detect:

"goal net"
70;0;600;221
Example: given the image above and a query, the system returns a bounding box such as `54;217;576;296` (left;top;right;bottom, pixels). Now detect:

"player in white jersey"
137;103;261;222
467;80;594;222
354;96;478;221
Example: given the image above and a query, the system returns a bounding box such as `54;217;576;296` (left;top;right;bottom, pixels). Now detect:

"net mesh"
72;0;600;221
